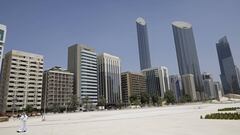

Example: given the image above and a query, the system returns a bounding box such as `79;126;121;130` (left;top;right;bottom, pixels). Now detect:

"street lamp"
12;94;17;117
42;85;47;121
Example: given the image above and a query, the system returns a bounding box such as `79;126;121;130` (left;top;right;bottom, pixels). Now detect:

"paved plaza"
0;103;240;135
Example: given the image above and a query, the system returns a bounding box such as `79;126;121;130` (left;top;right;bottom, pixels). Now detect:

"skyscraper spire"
136;17;151;70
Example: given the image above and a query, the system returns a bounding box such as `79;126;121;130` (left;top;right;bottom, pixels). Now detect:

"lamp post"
12;93;17;117
42;85;47;121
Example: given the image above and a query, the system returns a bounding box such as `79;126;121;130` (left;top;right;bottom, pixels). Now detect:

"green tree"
97;96;106;106
164;91;176;104
152;95;162;106
83;95;92;111
50;103;60;113
69;95;79;111
24;105;34;113
151;95;157;105
180;94;192;103
140;92;149;105
129;95;140;105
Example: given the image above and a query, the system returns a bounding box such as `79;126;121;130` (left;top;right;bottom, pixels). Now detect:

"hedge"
204;112;240;120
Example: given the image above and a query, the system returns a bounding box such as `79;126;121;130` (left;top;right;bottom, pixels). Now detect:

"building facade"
136;17;151;70
236;66;240;86
216;36;240;94
142;67;170;98
98;53;122;104
181;74;197;101
68;44;98;105
169;75;182;102
0;50;43;113
42;66;73;109
214;81;223;100
121;72;147;104
0;24;7;74
172;21;203;99
202;72;216;99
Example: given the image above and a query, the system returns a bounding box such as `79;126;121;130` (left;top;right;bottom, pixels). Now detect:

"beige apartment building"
121;72;146;104
42;66;73;109
0;50;44;113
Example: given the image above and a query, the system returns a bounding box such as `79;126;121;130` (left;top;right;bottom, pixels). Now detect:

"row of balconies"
11;61;43;68
47;80;73;83
11;57;43;63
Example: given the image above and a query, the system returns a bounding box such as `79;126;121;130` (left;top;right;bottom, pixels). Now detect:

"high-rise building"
181;74;197;101
142;66;170;98
0;24;7;73
214;81;223;100
202;72;216;99
236;66;240;86
42;66;73;109
98;53;122;104
169;75;182;102
136;17;151;70
172;21;203;99
68;44;98;105
121;72;147;104
216;36;240;94
0;50;44;113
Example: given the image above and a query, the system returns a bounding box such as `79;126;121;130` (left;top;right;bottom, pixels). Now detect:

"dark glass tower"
172;21;203;99
216;36;240;94
136;17;151;70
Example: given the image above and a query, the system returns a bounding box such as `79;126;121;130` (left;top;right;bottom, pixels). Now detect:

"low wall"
0;116;9;122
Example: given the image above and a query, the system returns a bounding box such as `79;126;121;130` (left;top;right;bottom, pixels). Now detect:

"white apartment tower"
98;53;122;104
0;50;44;113
159;66;170;97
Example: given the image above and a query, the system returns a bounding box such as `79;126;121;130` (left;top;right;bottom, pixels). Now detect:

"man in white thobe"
17;112;28;132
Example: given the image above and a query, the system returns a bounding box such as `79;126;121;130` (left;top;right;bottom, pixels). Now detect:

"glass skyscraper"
142;66;170;98
97;53;122;104
216;36;240;94
136;17;151;70
172;21;203;99
169;75;182;102
0;24;7;74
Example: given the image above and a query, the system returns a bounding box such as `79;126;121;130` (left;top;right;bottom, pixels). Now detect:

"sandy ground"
0;103;240;135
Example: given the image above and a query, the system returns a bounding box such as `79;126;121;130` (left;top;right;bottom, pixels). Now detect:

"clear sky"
0;0;240;81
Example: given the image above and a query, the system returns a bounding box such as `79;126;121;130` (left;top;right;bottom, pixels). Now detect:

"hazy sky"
1;0;240;81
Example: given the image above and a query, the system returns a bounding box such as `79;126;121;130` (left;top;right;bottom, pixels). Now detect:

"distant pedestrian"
17;112;28;133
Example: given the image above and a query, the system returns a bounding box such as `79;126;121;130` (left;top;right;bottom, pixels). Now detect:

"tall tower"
172;21;203;99
0;24;7;73
97;53;122;104
68;44;98;105
216;36;240;94
136;17;151;70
